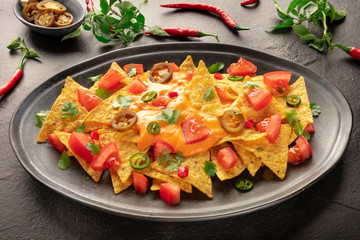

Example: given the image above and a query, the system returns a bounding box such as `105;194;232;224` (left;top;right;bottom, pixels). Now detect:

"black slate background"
1;0;359;239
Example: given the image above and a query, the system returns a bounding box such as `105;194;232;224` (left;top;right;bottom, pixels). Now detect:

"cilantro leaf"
287;109;311;139
156;151;184;171
256;147;264;151
243;81;260;88
208;62;224;74
60;101;79;118
96;87;111;101
35;110;49;128
88;74;103;82
86;142;100;155
204;161;216;177
127;66;137;77
204;87;214;101
157;109;181;125
58;151;71;170
310;102;321;117
75;122;86;133
112;95;132;109
286;109;298;126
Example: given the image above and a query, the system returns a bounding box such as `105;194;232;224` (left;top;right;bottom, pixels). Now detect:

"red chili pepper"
241;0;259;6
0;68;23;96
214;73;223;80
245;119;255;128
85;0;94;12
90;131;100;140
168;92;179;98
332;44;360;60
145;27;220;42
160;3;250;31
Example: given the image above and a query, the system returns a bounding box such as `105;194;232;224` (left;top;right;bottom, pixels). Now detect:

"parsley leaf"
157;109;181;125
86;142;100;155
243;81;260;88
204;87;214;101
58;151;71;170
156;151;184;171
88;74;103;82
75;122;86;133
310;102;322;117
95;87;111;101
35;110;49;128
112;95;132;109
204;161;216;177
208;62;224;74
60;101;79;118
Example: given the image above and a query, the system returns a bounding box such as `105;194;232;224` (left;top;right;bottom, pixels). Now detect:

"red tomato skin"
266;114;282;144
152;96;170;109
214;73;223;80
123;64;144;75
48;133;67;153
181;116;210;144
185;69;196;80
178;166;189;178
159;183;180;205
215;86;234;104
170;62;180;72
288;135;312;164
244;88;272;111
77;88;102;112
153;137;174;160
304;123;315;134
217;146;237;170
256;118;270;132
91;142;120;171
227;58;257;76
127;78;147;94
263;71;292;90
98;69;125;90
133;173;149;194
90;131;99;140
68;132;93;163
168;91;178;98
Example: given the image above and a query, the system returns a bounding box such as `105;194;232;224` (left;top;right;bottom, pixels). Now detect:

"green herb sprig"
157;151;184;171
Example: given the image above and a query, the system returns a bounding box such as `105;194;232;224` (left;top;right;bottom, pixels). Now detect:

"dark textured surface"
1;0;360;239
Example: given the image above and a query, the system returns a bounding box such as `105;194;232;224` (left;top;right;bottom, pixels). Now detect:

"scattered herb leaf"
86;142;100;155
204;161;216;177
58;151;71;170
310;102;322;117
89;74;103;82
35;110;49;128
157;109;181;125
208;62;224;73
256;147;264;151
75;122;86;133
95;87;111;101
243;80;260;88
156;151;184;171
112;95;132;109
204;87;214;101
60;101;79;118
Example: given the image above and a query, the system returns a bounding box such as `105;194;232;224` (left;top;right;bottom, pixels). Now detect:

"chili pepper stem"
332;44;352;55
18;53;27;70
233;25;250;31
198;31;220;42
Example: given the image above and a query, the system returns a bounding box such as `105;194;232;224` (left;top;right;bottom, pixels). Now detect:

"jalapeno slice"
286;94;301;107
129;153;150;170
111;110;137;131
141;91;158;102
220;110;245;133
54;12;73;27
147;122;161;134
149;63;173;83
227;75;244;81
22;3;40;22
235;178;253;192
34;11;55;27
37;1;66;14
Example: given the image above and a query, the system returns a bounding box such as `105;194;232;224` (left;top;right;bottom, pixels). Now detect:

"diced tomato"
91;142;120;170
48;133;67;153
127;78;147;94
304;123;315;134
178;166;189;178
185;69;196;80
215;86;234;104
244;119;255;128
90;131;99;140
152;95;170;109
288;135;312;164
159;183;180;205
266;114;282;143
98;69;125;90
123;64;144;75
77;88;102;112
181;116;210;144
168;91;178;98
133;173;149;194
256;118;270;132
153;137;174;160
170;62;180;72
217;146;237;170
263;71;292;91
227;58;257;76
214;73;223;80
68;132;93;163
244;88;272;111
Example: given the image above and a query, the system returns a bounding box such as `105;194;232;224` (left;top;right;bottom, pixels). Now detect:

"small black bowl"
13;0;86;37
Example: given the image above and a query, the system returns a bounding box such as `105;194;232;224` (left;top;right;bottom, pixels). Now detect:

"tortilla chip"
185;60;223;116
37;90;88;142
218;127;267;145
179;55;196;73
98;127;139;143
150;178;162;191
232;143;263;176
109;168;133;194
55;131;102;182
63;76;86;97
210;143;246;181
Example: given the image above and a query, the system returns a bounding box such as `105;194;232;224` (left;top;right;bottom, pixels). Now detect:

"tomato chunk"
185;69;196;81
178;166;189;178
133;173;149;194
98;69;125;90
77;88;102;112
215;86;234;104
181;116;210;144
151;96;170;109
263;71;292;91
256;118;270;132
256;114;281;144
227;58;257;76
288;135;312;164
170;62;180;72
127;78;147;94
153;137;174;160
217;146;237;170
91;142;120;171
48;133;67;153
244;88;272;111
304;123;315;134
159;183;180;205
123;64;144;76
68;132;93;163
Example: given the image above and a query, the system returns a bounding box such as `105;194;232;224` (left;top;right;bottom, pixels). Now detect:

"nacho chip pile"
37;55;313;201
